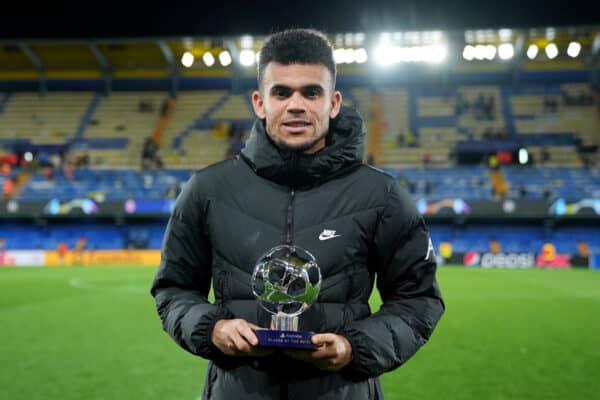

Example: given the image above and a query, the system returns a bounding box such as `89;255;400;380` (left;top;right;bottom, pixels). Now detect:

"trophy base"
254;329;316;349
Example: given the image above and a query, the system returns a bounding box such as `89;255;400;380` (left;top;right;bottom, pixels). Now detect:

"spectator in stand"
1;163;10;176
519;185;528;199
422;152;431;168
489;238;501;255
73;236;87;265
2;177;14;199
57;241;68;265
541;147;551;165
577;240;589;259
63;162;74;180
141;137;163;169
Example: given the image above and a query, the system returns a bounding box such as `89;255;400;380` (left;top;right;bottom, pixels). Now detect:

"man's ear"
252;90;266;119
329;90;342;118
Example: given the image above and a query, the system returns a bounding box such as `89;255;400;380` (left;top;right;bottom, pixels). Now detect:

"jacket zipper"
285;188;295;245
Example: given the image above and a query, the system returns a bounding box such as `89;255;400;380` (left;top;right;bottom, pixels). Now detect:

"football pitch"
1;266;599;400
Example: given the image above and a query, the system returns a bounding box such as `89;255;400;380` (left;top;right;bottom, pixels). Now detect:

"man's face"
252;62;342;154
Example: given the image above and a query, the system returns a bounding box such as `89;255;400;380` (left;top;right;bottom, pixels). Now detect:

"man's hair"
257;28;336;89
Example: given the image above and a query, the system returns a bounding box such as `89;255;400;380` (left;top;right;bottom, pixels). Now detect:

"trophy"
251;245;321;349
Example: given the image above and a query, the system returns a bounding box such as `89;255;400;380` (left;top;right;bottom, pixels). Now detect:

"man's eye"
274;89;290;98
305;88;320;98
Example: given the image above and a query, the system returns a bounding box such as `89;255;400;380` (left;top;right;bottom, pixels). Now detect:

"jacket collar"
240;106;365;189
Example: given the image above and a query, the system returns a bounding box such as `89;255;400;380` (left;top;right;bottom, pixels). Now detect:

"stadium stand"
0;31;598;270
0;92;94;145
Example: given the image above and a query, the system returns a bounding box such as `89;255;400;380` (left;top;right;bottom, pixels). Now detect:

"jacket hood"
240;106;365;188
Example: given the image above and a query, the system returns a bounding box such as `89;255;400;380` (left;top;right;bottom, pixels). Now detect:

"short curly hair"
257;28;336;89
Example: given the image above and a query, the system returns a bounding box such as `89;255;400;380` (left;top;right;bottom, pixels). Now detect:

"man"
151;29;444;399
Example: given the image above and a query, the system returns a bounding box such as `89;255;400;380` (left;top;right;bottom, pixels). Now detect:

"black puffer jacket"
151;107;445;399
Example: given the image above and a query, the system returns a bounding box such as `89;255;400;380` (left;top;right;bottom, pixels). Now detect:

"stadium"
1;2;599;399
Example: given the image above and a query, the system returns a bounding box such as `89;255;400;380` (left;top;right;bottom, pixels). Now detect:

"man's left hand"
284;333;353;372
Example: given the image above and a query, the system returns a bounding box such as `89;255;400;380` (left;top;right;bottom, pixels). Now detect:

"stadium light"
473;45;487;60
519;148;529;165
181;51;194;68
240;35;253;49
333;48;344;64
545;43;558;59
423;45;447;63
498;43;514;60
374;43;396;66
526;44;539;59
202;52;215;67
239;49;256;67
354;48;368;64
219;50;232;66
334;48;355;64
499;29;513;42
463;45;475;61
567;41;581;58
484;45;497;60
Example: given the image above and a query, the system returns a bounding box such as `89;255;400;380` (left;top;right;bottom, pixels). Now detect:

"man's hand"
285;333;353;372
211;319;272;357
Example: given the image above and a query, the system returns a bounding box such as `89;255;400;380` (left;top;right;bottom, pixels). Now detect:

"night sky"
2;0;598;39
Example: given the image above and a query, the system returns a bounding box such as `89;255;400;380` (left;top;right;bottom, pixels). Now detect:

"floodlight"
202;52;215;67
518;148;529;165
219;51;232;66
423;45;447;63
181;51;194;68
498;43;514;60
463;45;475;61
567;41;581;58
545;43;558;59
484;45;497;60
239;49;256;67
374;44;396;66
333;48;346;64
526;44;539;59
354;48;368;63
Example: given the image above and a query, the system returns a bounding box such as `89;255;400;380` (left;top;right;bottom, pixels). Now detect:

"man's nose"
286;91;307;113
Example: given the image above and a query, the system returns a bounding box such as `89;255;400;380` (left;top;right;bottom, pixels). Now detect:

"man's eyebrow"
269;84;325;92
270;84;292;91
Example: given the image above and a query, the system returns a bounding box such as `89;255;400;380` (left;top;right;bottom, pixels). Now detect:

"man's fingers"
212;319;263;355
237;323;259;346
312;333;336;346
230;333;250;353
309;345;337;360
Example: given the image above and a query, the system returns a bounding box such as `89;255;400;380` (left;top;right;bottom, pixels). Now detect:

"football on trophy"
251;245;321;317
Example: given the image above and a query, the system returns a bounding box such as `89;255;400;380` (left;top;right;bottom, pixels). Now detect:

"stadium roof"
2;0;598;39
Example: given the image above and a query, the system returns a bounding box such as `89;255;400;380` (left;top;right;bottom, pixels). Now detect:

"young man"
151;29;444;399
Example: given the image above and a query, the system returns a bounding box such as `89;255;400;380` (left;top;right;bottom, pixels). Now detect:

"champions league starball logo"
252;245;321;317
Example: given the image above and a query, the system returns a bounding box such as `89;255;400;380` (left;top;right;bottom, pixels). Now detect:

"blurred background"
0;1;598;399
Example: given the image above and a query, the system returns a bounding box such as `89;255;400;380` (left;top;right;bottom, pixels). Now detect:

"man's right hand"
211;319;272;357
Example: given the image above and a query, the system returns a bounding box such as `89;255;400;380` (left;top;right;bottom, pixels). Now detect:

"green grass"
1;266;599;399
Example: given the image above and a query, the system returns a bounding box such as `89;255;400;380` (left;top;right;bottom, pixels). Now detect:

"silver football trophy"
251;245;321;349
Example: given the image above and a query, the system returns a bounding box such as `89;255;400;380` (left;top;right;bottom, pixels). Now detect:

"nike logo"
319;229;341;241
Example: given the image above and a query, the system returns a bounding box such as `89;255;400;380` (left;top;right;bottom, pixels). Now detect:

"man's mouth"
282;120;312;133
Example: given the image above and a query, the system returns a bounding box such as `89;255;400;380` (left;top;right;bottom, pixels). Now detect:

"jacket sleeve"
340;180;445;380
150;174;234;364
